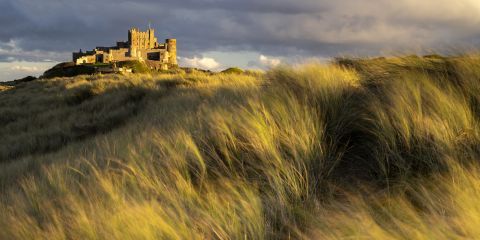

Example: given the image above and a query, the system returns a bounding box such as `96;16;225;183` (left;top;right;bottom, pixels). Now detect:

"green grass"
1;55;480;239
41;64;96;79
117;60;151;73
221;67;244;74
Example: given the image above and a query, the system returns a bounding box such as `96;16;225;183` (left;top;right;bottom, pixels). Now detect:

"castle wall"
74;27;176;70
137;49;167;61
108;48;130;62
75;55;96;65
116;42;129;48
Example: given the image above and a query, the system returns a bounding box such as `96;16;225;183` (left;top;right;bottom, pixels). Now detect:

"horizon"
1;0;480;81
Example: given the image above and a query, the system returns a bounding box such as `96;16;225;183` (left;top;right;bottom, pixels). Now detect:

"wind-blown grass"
0;55;480;239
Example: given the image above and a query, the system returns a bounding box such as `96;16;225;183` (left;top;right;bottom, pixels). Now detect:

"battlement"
73;27;177;70
128;28;158;50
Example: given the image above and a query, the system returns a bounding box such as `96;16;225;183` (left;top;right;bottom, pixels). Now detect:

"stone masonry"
73;27;177;70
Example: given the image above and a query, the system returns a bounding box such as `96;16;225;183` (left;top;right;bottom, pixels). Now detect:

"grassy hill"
41;60;152;79
1;55;480;239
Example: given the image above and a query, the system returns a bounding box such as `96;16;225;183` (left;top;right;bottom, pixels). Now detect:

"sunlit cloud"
0;61;56;81
247;54;283;69
2;0;480;80
259;55;281;67
180;56;221;70
10;65;39;72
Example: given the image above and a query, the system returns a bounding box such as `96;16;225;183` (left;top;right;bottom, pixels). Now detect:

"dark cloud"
1;0;480;63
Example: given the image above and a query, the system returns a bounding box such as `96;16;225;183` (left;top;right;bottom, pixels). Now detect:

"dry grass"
1;55;480;239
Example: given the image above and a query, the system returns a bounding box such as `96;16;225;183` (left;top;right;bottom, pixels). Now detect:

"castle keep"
73;28;177;70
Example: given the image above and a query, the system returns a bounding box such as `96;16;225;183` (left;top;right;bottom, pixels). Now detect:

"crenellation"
73;27;177;70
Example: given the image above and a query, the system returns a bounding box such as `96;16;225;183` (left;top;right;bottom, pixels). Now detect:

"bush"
42;62;96;79
221;67;244;74
117;60;151;74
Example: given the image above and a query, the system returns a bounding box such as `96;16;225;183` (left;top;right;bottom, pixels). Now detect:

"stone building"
73;27;177;70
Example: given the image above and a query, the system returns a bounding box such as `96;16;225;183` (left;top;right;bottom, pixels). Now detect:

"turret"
148;28;156;49
166;39;177;66
128;28;137;46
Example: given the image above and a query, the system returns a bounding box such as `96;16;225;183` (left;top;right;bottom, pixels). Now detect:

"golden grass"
1;55;480;239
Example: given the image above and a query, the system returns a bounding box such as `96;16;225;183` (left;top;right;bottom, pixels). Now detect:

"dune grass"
0;55;480;239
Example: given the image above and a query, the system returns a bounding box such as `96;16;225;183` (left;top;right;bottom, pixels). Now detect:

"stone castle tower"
129;28;157;50
166;39;177;65
73;27;177;70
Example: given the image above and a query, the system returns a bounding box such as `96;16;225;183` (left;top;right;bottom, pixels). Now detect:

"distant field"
1;55;480;239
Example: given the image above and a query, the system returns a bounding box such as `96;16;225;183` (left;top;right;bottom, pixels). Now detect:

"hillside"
1;55;480;239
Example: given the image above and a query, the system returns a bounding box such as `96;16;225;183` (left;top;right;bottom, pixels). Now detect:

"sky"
1;0;480;81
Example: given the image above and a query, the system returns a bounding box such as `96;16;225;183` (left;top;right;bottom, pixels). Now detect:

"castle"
73;27;177;70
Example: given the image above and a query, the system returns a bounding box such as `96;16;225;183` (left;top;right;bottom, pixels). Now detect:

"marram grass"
1;55;480;239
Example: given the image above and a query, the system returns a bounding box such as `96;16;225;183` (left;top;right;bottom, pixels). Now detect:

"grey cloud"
0;41;69;62
1;0;480;63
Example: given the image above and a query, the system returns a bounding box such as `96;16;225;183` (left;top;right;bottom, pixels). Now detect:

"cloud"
0;40;69;62
259;55;281;67
0;61;56;81
180;56;221;70
10;65;39;72
1;0;480;67
247;54;282;69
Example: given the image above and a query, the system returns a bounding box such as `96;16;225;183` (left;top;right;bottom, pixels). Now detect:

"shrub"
221;67;244;74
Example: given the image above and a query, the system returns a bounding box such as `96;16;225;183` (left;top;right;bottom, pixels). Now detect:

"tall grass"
1;55;480;239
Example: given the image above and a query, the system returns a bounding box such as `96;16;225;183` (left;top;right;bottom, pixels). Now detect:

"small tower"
128;28;138;58
166;39;177;66
148;28;156;49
